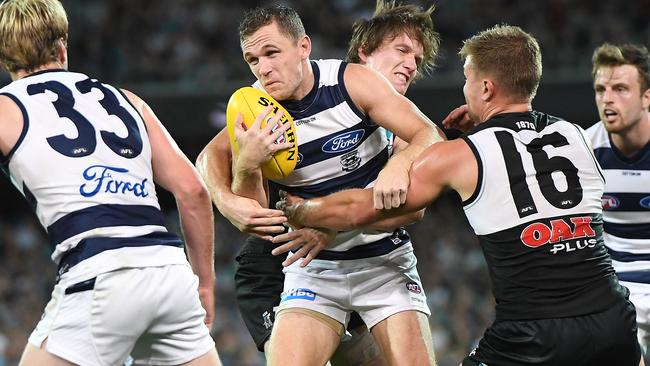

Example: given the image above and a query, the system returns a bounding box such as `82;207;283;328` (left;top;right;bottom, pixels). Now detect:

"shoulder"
0;93;22;120
584;121;609;149
119;88;145;114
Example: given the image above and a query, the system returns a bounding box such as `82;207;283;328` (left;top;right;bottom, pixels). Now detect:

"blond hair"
459;25;541;102
0;0;68;73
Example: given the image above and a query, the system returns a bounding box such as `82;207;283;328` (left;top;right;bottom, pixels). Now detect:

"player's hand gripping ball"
226;87;298;180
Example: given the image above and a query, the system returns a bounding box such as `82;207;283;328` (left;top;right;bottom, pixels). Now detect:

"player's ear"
358;47;368;63
56;38;67;66
641;87;650;110
298;35;311;60
481;79;495;102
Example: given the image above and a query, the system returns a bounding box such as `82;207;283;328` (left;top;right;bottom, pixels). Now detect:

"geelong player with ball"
197;2;445;365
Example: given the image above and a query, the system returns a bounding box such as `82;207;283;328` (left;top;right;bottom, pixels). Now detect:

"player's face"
242;22;309;101
594;64;650;134
361;32;423;95
462;56;483;122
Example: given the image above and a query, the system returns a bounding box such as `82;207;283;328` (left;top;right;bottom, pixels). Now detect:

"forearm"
177;184;215;287
370;209;425;231
231;160;268;207
394;127;444;164
287;188;382;230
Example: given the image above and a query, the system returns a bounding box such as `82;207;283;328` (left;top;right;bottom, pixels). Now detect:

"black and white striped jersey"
462;111;626;321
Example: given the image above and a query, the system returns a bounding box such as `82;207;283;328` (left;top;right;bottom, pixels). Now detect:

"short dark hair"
592;43;650;92
239;4;305;45
459;24;542;102
347;0;440;80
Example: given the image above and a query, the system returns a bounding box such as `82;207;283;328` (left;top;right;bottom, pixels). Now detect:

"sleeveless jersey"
462;111;625;321
587;121;650;285
0;70;182;267
255;59;409;256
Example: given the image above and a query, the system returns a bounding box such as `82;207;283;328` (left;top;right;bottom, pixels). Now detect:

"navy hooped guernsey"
587;120;650;285
255;59;409;257
462;111;626;321
0;70;183;271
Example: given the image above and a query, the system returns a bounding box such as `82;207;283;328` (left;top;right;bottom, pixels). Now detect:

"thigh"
19;342;76;366
234;237;285;351
331;327;387;366
371;311;435;366
267;310;341;366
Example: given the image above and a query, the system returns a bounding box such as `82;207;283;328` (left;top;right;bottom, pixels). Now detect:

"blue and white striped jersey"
256;59;409;256
0;70;184;271
587;121;650;285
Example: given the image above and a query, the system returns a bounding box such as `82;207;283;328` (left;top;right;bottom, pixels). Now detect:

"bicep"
401;142;462;211
344;65;433;142
0;95;24;157
196;129;233;190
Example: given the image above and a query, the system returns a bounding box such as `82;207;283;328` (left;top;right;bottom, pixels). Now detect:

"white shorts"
277;243;430;329
623;281;650;354
29;263;215;366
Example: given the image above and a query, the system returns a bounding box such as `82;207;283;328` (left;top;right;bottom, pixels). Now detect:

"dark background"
1;0;648;365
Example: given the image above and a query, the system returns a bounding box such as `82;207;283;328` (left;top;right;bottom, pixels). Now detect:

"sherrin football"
226;87;298;180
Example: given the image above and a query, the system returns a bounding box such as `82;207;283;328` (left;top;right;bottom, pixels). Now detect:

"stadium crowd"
1;0;649;87
1;0;648;365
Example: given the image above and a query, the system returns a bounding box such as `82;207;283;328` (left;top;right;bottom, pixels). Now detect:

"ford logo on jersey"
322;129;365;153
601;195;620;210
80;165;149;198
281;288;316;302
640;196;650;209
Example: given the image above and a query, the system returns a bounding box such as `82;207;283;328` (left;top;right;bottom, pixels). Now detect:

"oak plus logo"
520;216;597;254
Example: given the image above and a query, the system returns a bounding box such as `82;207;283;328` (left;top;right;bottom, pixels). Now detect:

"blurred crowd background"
1;0;649;365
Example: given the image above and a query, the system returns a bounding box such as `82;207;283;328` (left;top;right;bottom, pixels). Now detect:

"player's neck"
481;101;531;122
611;114;650;157
292;60;314;101
11;61;66;81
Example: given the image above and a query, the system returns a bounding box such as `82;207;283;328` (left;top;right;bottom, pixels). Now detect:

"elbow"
413;209;425;222
176;177;211;208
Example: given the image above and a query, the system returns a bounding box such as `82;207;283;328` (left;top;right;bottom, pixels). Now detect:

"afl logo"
406;281;422;294
640;196;650;209
297;152;304;166
322;129;365;153
601;195;620;210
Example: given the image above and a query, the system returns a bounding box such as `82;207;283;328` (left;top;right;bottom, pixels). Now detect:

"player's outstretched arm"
123;89;216;326
344;64;445;210
282;140;476;231
196;129;286;239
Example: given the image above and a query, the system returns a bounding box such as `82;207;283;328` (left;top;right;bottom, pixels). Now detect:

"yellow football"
226;87;298;180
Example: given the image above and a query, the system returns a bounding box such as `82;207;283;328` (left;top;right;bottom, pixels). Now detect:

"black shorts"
234;237;369;351
463;298;640;366
234;236;285;351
